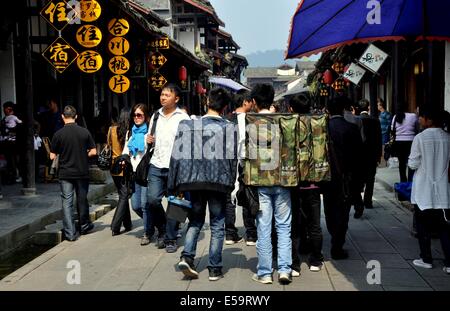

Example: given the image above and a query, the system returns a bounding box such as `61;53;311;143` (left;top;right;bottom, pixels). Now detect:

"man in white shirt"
146;84;190;252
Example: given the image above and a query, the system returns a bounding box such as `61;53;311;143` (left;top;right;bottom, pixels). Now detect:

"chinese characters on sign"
42;37;79;73
109;56;130;75
150;37;169;49
359;44;388;73
77;50;103;73
150;72;168;91
40;0;77;31
79;0;102;22
108;18;130;37
76;25;102;48
150;52;167;69
343;63;366;85
109;75;130;94
108;37;130;56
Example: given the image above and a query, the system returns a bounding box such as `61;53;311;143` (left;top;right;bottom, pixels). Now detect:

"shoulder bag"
135;112;160;186
98;127;112;170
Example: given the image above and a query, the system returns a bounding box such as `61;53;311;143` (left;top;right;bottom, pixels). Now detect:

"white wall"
178;29;195;54
445;42;450;112
0;37;16;114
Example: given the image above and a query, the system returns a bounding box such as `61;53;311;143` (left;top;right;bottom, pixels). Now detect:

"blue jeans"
181;191;226;268
131;183;152;234
256;186;292;276
147;165;172;239
60;179;90;240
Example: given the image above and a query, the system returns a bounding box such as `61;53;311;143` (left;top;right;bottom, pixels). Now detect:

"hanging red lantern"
195;81;203;94
179;66;187;88
323;69;334;85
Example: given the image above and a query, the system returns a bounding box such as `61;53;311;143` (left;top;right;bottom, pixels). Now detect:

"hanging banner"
150;72;168;91
343;63;366;85
42;37;79;73
76;25;102;48
108;18;130;37
109;75;130;93
40;0;77;31
108;56;130;75
150;37;170;50
359;44;388;73
108;37;130;55
150;51;167;69
79;0;102;22
77;50;103;73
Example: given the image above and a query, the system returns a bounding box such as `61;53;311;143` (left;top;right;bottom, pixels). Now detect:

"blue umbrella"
286;0;450;59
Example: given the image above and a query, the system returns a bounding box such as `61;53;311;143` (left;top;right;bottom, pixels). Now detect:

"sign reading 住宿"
77;50;103;73
359;44;388;73
76;25;102;48
42;37;79;73
343;63;366;85
40;0;77;31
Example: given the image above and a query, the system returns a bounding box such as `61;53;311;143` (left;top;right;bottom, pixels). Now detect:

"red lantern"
179;66;187;88
195;81;203;94
323;69;334;85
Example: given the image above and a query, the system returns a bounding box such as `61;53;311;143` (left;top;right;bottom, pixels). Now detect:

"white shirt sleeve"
408;135;421;170
122;131;130;155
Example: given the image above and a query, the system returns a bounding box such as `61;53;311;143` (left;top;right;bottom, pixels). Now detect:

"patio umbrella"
286;0;450;59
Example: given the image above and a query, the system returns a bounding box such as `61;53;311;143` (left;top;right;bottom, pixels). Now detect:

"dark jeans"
111;176;132;233
60;179;91;240
182;191;226;268
395;141;414;182
357;162;377;206
415;206;450;267
292;188;323;268
225;192;257;240
147;165;175;241
323;182;351;252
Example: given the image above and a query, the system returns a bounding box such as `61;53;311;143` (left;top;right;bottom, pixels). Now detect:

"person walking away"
146;84;190;253
249;84;293;285
122;104;155;245
354;99;382;218
225;89;258;246
391;107;418;182
169;87;238;281
323;97;363;259
289;94;324;274
109;108;133;235
50;105;97;241
408;108;450;275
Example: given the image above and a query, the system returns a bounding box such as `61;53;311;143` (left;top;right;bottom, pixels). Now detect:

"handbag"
135;112;160;186
384;116;397;159
166;194;192;223
98;128;112;170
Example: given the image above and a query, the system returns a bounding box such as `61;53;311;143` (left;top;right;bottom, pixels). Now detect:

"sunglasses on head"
133;113;144;118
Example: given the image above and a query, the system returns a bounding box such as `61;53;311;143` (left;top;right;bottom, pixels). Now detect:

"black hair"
419;107;450;132
289;94;310;114
131;103;150;125
208;87;232;112
377;98;386;110
117;107;131;149
3;101;14;110
63;105;77;119
359;99;370;112
162;83;182;98
250;84;274;110
326;96;348;116
234;89;251;108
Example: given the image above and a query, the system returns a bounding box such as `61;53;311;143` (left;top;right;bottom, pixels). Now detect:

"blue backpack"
394;182;412;202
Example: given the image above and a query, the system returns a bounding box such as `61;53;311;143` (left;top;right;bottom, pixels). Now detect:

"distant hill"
245;49;320;68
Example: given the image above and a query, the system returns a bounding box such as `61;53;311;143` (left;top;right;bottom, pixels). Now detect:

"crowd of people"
1;82;449;282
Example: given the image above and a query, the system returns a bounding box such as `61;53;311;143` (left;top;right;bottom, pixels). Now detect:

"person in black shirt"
50;105;97;241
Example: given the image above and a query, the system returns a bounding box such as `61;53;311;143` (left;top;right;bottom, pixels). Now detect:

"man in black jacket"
323;97;363;259
169;88;238;281
356;99;382;215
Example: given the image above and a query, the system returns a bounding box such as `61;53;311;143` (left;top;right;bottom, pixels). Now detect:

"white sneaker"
310;263;323;272
443;267;450;274
246;240;256;246
413;259;433;269
291;269;300;277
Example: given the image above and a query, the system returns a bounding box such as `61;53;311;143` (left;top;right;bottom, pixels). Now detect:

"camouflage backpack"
243;113;298;187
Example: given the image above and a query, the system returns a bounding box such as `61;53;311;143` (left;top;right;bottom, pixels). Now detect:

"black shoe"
81;223;94;235
354;207;364;219
331;249;349;260
208;267;224;281
178;257;199;279
124;226;132;232
364;202;374;209
112;231;121;236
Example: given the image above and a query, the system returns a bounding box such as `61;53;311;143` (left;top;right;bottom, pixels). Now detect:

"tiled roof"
183;0;225;26
128;0;169;27
244;67;278;78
